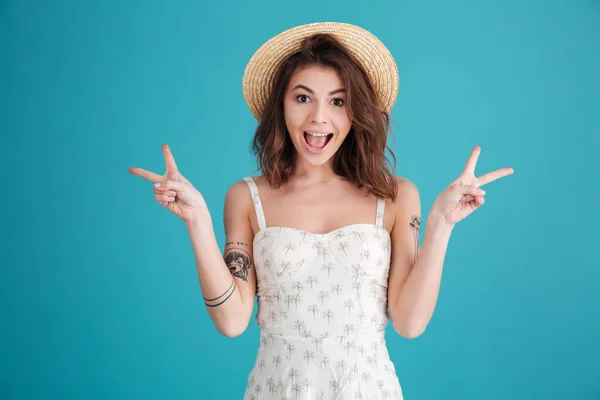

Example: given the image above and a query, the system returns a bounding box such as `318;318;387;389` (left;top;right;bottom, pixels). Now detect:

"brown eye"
332;98;345;107
297;95;309;103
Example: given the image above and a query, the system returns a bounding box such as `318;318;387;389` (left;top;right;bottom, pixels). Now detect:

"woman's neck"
290;158;338;185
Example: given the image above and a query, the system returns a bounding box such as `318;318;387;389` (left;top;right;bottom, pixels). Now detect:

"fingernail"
155;182;161;187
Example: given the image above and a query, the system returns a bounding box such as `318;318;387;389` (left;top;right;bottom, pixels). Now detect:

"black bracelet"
203;278;235;302
204;279;236;308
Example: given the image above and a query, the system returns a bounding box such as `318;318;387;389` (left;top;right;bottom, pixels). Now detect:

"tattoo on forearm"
409;215;421;264
224;241;252;282
203;279;236;308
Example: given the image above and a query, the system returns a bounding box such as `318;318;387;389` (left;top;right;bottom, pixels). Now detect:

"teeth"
305;131;331;137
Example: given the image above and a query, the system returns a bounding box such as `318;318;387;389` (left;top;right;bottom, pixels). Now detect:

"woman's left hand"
430;146;514;227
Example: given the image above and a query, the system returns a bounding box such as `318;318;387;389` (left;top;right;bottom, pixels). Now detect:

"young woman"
129;22;513;400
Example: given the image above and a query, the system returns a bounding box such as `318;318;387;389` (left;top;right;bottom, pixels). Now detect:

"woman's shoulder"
225;176;257;206
393;175;418;193
227;174;262;187
391;175;419;202
225;175;267;200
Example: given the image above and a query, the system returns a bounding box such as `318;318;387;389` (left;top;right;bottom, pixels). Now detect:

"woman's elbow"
392;320;424;339
217;319;249;338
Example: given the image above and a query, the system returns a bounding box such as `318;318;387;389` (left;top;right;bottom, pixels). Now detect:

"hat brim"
242;22;399;121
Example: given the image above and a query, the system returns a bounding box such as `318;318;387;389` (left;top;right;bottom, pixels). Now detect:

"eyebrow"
292;84;346;95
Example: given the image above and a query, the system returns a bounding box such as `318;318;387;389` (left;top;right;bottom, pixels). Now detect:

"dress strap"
375;198;386;227
243;177;267;230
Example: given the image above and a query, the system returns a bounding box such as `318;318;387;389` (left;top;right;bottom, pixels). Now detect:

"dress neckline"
252;223;391;243
244;176;388;241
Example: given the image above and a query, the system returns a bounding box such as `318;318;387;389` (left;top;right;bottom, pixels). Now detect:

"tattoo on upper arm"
203;279;236;307
224;241;253;282
409;215;421;264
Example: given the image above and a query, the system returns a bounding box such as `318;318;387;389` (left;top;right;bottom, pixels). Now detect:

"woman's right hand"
128;144;209;224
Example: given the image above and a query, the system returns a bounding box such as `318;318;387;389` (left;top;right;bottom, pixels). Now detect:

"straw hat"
242;21;399;121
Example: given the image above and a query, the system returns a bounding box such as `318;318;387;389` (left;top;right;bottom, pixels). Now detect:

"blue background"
2;0;599;399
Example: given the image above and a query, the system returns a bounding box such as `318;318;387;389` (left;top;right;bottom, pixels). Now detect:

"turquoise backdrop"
1;0;599;399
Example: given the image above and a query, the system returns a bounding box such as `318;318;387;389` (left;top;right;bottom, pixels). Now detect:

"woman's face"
283;64;352;167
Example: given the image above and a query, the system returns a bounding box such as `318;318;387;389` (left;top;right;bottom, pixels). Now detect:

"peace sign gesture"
431;146;514;227
128;144;208;224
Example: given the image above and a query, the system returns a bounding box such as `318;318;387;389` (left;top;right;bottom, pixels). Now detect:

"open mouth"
303;131;334;152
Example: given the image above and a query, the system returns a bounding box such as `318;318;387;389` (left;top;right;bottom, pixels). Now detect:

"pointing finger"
129;167;162;183
162;144;179;173
477;167;514;186
462;146;481;176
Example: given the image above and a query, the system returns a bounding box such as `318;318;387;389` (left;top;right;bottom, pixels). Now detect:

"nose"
309;101;328;124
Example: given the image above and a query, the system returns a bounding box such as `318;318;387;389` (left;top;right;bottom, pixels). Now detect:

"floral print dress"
242;177;403;400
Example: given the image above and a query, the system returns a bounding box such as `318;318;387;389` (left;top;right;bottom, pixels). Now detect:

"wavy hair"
250;33;398;200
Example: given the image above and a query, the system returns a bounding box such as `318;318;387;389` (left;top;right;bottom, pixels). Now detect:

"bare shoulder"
225;178;252;202
223;178;254;224
395;175;418;191
392;176;420;204
250;175;270;191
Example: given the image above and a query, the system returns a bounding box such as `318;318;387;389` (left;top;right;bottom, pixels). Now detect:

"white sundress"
241;176;404;400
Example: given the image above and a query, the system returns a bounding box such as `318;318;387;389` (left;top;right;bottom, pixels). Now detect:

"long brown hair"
250;33;398;200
